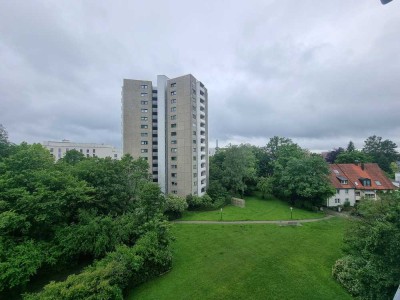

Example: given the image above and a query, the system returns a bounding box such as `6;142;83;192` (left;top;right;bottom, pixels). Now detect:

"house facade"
327;163;397;207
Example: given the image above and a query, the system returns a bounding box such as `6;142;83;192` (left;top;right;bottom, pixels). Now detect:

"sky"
1;0;399;152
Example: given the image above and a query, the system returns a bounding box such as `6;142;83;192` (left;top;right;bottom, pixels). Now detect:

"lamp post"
290;207;293;220
220;208;223;221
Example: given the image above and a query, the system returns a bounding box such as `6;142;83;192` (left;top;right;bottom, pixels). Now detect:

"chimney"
361;163;365;170
354;160;359;166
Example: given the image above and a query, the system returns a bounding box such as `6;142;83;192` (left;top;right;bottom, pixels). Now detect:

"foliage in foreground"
332;193;400;299
0;139;170;297
24;229;172;300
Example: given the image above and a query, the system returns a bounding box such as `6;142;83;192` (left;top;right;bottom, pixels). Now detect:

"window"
172;182;177;186
171;107;176;112
193;156;196;161
171;164;177;169
114;154;117;158
141;149;148;153
192;88;196;94
193;139;196;144
141;109;148;113
50;148;54;152
171;140;177;144
193;131;196;135
171;123;177;128
171;132;177;136
193;165;196;169
336;189;340;194
141;100;148;105
170;83;176;88
171;156;177;161
192;113;196;119
171;115;176;120
93;154;96;157
171;173;177;178
375;180;382;186
141;84;148;89
86;149;89;153
194;181;197;186
334;198;341;204
171;148;177;153
193;173;197;178
141;125;148;129
355;191;360;196
171;91;176;95
141;133;148;137
142;157;148;161
79;149;83;153
193;147;197;152
141;92;147;96
345;189;349;194
141;117;148;121
172;190;177;194
141;141;148;145
171;99;176;104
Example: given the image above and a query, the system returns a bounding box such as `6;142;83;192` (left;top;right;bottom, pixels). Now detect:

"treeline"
208;136;335;209
0;136;171;298
325;136;400;177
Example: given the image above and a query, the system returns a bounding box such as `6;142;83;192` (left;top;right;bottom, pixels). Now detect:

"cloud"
0;0;399;152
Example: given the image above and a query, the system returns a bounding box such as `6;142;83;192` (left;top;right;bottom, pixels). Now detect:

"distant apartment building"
327;163;397;207
42;140;122;161
122;74;208;196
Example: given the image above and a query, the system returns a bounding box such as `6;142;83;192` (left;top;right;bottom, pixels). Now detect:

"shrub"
24;231;172;300
164;194;188;220
332;256;363;297
186;194;214;210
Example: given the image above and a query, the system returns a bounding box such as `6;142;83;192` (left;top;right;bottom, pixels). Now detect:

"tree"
222;144;257;196
333;193;400;299
278;154;335;207
257;177;273;199
58;149;86;165
265;136;294;161
0;124;12;159
325;147;344;164
335;150;372;164
362;135;399;173
346;141;355;152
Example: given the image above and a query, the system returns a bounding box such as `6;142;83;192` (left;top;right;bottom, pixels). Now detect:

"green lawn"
181;195;325;221
128;218;351;300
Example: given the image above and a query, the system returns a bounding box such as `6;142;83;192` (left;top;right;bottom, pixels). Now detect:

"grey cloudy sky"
1;0;399;152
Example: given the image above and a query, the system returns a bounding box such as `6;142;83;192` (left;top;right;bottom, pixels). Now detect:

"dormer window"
359;177;371;187
336;176;348;185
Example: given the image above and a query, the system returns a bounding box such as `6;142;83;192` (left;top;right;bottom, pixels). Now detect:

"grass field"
128;218;351;300
181;195;325;221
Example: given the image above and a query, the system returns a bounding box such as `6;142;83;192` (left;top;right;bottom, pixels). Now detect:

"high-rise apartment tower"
122;74;208;196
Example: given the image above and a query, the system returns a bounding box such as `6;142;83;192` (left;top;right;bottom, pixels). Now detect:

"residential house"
327;163;397;207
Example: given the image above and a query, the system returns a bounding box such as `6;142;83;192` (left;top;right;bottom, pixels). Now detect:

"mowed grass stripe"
128;218;351;300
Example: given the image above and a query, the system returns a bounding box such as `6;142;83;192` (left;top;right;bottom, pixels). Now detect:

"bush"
186;194;214;210
164;194;188;220
332;256;363;297
24;231;172;300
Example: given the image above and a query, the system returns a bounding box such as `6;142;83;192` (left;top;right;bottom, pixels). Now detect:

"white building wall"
42;140;122;161
327;189;355;207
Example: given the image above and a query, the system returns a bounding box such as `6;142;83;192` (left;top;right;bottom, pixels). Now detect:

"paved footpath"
172;215;334;225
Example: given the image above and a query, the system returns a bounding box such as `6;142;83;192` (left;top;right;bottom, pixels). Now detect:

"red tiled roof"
328;163;396;190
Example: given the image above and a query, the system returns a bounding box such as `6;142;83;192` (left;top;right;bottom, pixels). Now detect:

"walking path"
172;215;334;225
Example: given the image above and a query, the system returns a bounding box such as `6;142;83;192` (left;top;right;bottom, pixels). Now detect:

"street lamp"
290;207;293;220
220;208;223;221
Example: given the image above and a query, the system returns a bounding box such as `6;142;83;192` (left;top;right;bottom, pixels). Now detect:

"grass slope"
181;195;325;221
128;218;351;300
